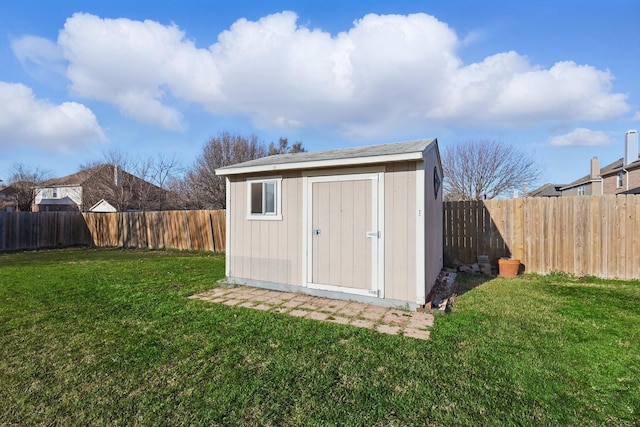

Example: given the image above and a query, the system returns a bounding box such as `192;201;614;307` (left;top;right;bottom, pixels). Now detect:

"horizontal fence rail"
0;210;226;253
444;195;640;280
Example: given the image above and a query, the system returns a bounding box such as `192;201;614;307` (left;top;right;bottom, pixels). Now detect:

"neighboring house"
215;139;443;310
561;157;640;196
0;181;35;211
0;184;18;211
529;183;566;197
33;164;173;212
561;130;640;196
33;184;83;212
0;184;19;211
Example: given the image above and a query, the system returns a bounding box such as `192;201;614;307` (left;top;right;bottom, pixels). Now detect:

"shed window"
247;177;282;220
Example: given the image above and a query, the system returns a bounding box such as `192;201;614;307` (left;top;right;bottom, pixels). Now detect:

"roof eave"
215;151;426;176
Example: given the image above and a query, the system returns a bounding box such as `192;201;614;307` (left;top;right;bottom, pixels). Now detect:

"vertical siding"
423;151;444;298
311;178;371;289
227;157;446;304
384;162;417;302
228;171;302;285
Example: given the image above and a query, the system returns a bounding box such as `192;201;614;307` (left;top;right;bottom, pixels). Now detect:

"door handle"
312;229;321;236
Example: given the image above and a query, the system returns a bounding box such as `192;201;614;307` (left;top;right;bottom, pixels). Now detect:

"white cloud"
0;82;105;149
10;35;66;80
10;11;632;136
548;128;611;147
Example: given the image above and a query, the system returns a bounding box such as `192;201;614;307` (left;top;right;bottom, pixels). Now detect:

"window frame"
617;172;624;189
577;185;585;196
246;177;283;221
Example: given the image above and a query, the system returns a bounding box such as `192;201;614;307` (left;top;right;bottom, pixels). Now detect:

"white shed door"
306;174;381;297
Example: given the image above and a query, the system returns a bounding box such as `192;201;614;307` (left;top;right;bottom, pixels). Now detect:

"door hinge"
369;289;381;297
366;231;380;238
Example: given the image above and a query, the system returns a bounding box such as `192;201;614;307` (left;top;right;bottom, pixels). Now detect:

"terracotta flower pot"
498;258;520;278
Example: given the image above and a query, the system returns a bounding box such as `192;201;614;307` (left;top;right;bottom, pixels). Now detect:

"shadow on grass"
451;272;494;297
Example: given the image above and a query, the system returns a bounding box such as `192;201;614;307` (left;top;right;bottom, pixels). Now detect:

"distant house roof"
38;197;78;206
0;181;34;199
38;164;112;187
561;158;622;190
216;139;438;176
621;186;640;195
561;157;640;190
529;183;566;197
600;158;640;176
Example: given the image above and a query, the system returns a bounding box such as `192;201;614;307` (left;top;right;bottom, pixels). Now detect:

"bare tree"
77;150;139;211
442;139;541;200
176;133;306;209
78;150;176;211
268;137;305;155
148;155;182;210
182;132;269;209
7;163;52;211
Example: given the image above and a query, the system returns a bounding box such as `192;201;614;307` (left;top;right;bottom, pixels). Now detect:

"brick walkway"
190;286;434;340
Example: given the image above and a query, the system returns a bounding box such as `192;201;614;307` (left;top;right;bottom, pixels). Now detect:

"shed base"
220;276;421;311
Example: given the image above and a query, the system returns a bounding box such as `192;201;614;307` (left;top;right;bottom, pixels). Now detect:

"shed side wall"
423;149;444;296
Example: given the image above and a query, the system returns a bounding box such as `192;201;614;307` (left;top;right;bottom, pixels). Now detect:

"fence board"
0;210;226;253
444;196;639;280
0;211;92;251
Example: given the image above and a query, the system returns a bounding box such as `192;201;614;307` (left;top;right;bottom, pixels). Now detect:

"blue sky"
1;0;638;188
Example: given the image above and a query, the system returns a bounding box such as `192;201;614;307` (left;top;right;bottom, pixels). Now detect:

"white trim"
376;172;385;299
301;175;309;287
306;282;375;297
369;174;379;296
225;177;231;277
302;165;385;177
245;176;282;221
216;152;424;175
415;163;426;305
88;199;116;212
304;172;381;183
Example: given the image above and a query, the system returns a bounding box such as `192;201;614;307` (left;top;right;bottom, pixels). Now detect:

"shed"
89;199;117;212
215;139;443;309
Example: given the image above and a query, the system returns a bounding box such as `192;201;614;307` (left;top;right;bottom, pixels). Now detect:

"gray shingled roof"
561;157;640;190
529;183;566;197
216;139;436;174
39;164;112;187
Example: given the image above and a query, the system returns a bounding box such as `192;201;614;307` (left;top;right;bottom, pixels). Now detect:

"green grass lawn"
1;249;638;426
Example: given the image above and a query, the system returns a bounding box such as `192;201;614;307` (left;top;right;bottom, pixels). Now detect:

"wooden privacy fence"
4;200;638;279
0;210;226;253
444;195;640;280
0;211;93;251
83;210;225;251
